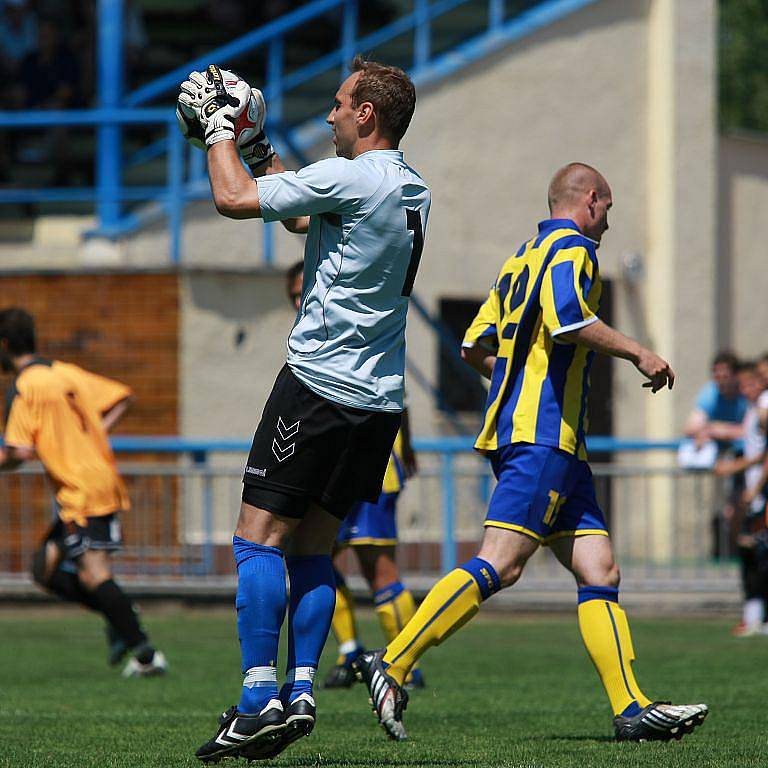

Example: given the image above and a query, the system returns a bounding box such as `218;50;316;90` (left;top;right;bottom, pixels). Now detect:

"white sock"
743;597;763;627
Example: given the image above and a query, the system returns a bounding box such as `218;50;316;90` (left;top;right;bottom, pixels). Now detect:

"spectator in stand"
756;353;768;392
685;352;749;558
20;19;80;110
685;351;748;450
715;362;768;636
0;0;38;79
16;19;80;183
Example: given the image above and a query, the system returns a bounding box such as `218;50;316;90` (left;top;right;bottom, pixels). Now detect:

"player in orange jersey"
0;308;166;677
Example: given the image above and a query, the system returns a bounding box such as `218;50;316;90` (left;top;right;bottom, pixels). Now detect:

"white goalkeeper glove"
177;66;274;169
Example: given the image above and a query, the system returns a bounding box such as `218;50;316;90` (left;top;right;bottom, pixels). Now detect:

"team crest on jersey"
272;416;300;462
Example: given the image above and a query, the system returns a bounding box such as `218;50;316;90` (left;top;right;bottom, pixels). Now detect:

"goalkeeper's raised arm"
176;65;308;233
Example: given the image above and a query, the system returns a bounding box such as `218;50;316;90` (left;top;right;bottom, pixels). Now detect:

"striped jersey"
462;218;601;458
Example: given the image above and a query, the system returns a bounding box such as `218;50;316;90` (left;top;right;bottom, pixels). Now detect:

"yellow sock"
373;582;417;642
577;590;652;716
331;584;360;665
374;582;421;675
382;568;484;686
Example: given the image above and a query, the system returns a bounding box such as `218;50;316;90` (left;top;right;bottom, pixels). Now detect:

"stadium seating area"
1;0;542;224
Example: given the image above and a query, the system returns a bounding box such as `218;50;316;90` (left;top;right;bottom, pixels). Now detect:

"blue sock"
281;555;336;704
459;557;501;601
233;536;287;715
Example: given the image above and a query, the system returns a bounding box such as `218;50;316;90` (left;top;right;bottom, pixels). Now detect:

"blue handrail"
108;435;682;456
0;0;600;265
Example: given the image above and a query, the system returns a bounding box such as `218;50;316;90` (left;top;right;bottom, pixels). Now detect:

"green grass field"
1;606;766;768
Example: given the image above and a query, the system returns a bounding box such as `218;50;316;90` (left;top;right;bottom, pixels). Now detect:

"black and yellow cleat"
614;701;708;742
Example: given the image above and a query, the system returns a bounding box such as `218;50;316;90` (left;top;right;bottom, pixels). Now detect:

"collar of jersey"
354;149;404;161
537;218;599;245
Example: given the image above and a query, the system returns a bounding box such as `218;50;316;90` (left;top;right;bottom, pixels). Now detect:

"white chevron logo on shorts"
272;439;295;463
277;416;300;440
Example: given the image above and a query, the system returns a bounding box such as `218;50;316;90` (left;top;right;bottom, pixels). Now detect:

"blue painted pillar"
167;121;184;264
341;0;358;76
441;452;457;573
414;0;431;69
96;0;124;232
489;0;504;31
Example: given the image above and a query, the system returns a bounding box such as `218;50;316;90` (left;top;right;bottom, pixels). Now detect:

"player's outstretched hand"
238;87;275;171
176;66;251;147
177;68;274;170
199;65;252;146
636;349;675;393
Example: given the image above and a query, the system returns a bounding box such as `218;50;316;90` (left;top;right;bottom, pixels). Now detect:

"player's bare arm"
102;394;135;433
0;443;35;470
461;344;496;381
177;66;309;233
558;318;674;393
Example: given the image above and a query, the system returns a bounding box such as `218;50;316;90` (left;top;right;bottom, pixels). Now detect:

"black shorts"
46;514;124;560
242;365;401;520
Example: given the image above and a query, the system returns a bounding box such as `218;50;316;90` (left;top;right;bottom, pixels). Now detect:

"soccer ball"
175;86;265;153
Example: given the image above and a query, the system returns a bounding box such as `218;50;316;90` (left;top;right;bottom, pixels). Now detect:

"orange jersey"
3;359;132;525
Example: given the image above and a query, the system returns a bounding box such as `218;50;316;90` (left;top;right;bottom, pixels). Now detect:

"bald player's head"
547;162;612;244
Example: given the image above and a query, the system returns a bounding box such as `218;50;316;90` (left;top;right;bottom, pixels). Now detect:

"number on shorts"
543;490;566;526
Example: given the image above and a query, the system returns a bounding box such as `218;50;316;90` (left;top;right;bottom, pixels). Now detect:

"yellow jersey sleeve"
62;364;133;415
541;245;598;339
4;394;37;449
462;284;500;350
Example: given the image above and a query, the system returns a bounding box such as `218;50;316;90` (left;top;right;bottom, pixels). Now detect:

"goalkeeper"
176;61;430;762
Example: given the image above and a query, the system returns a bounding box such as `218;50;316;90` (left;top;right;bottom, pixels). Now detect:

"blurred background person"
685;351;748;558
715;361;768;635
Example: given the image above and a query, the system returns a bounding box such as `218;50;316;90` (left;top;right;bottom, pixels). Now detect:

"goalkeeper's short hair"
350;55;416;145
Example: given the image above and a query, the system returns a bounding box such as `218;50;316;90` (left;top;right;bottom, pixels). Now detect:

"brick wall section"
0;272;178;436
0;272;179;569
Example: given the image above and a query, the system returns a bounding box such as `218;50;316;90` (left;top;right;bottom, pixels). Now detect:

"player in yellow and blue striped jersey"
355;163;708;743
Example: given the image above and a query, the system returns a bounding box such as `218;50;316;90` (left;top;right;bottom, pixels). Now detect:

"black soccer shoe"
194;701;285;763
614;701;708;742
353;649;409;741
240;693;316;761
323;663;358;689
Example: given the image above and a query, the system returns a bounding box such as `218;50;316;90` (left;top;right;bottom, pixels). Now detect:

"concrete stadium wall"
0;0;722;450
718;133;768;358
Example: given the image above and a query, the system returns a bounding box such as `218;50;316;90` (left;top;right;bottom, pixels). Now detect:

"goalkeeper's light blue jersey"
257;150;430;412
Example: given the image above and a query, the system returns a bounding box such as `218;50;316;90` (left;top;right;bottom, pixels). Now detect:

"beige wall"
719;133;768;358
172;0;718;445
401;0;717;439
180;270;297;442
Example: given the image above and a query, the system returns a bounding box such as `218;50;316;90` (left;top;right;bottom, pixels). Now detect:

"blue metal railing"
0;0;598;264
107;434;680;573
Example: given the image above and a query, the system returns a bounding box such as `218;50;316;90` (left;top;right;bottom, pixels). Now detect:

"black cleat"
194;701;285;762
353;649;408;741
241;693;316;761
323;663;357;689
614;701;708;742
